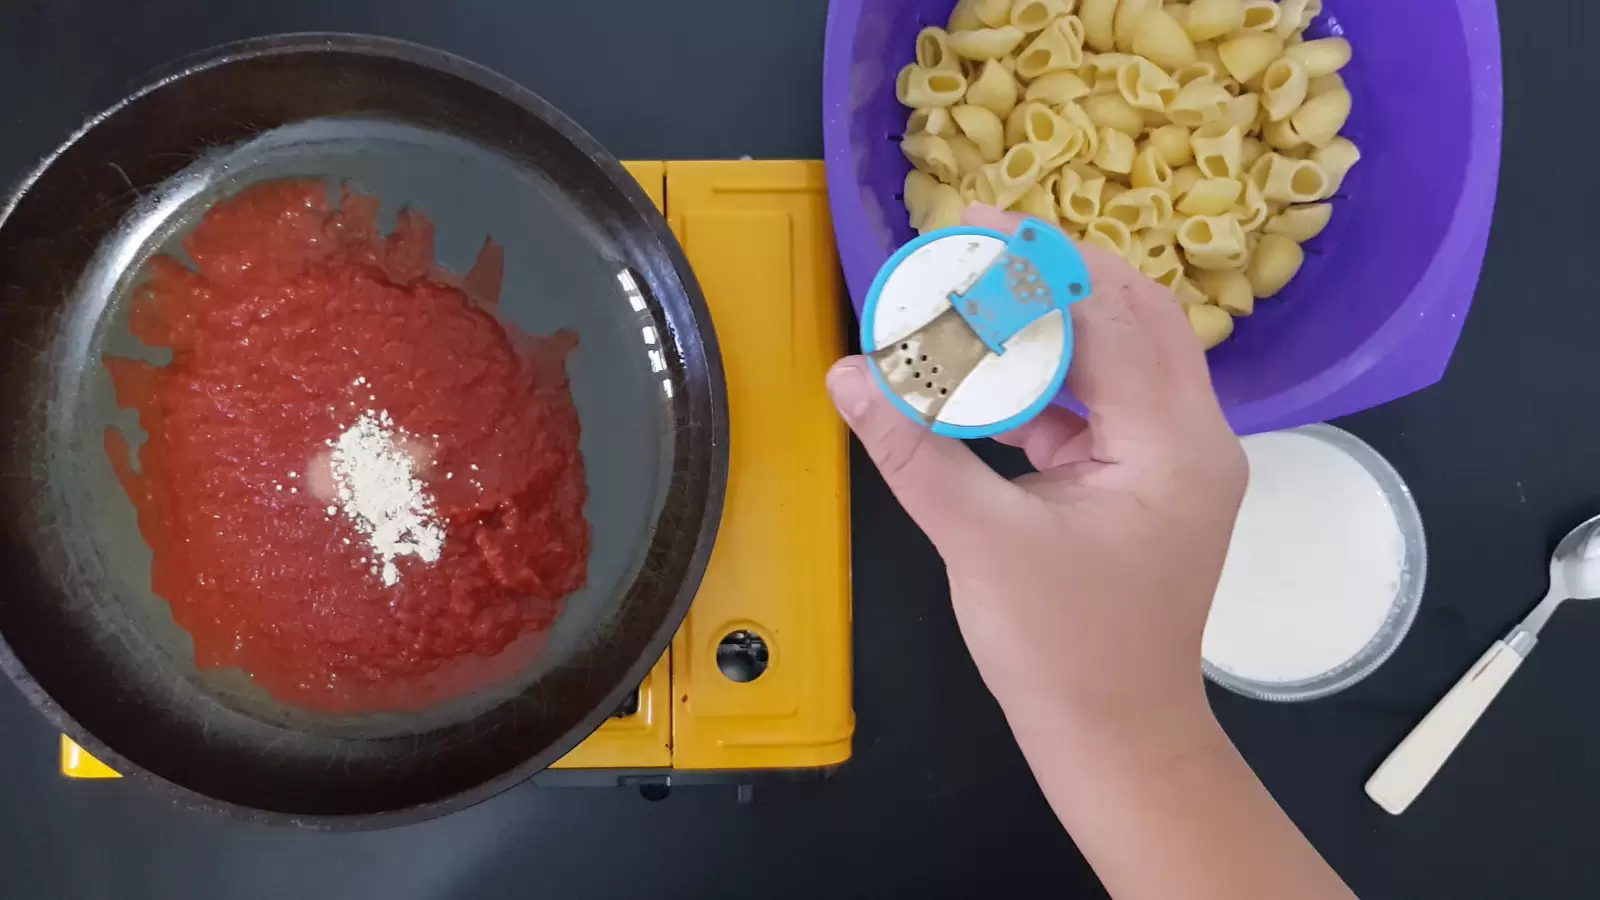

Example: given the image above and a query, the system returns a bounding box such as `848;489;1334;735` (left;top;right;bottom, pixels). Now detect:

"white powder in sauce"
323;409;444;587
1202;431;1406;684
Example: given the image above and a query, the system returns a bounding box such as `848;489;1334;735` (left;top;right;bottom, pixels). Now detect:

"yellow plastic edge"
60;734;121;779
665;160;854;771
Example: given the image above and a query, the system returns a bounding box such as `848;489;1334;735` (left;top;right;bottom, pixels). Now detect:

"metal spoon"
1366;513;1600;815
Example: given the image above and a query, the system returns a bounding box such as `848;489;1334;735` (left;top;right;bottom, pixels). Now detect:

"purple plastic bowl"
823;1;1503;434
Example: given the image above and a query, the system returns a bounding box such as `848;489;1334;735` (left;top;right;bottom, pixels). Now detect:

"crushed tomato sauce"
104;180;590;713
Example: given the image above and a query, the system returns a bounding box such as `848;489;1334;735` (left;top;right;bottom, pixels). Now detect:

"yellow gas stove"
61;160;854;789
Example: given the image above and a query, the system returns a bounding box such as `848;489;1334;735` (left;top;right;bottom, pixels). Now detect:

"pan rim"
0;30;728;829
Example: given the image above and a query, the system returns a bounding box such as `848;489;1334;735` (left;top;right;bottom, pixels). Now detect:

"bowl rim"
821;0;1505;434
1200;424;1429;703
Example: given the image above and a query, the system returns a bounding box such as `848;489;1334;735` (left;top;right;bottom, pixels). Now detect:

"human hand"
831;208;1362;900
827;206;1247;747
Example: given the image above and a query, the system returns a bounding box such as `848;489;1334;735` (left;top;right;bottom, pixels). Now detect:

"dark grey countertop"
3;1;1597;898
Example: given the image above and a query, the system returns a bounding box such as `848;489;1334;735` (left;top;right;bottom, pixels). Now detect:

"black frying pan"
0;34;726;827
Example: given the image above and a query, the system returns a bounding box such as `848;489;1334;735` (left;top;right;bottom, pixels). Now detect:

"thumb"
827;357;1011;547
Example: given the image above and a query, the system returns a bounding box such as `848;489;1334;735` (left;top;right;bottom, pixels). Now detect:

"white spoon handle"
1365;640;1527;815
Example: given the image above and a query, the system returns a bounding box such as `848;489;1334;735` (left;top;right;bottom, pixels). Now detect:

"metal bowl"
0;34;726;826
1203;424;1428;703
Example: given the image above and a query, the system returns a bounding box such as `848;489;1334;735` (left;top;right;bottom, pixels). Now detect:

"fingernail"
826;363;873;422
